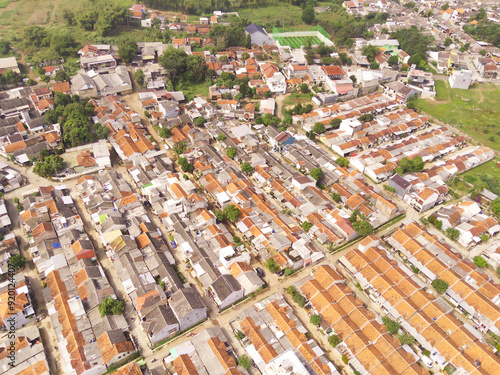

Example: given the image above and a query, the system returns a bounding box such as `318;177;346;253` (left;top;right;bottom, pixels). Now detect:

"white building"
449;69;473;90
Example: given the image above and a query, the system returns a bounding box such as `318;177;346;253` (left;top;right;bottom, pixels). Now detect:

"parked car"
256;267;265;278
170;241;177;248
277;269;285;277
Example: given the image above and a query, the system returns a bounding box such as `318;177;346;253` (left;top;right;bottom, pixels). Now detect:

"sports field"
274;35;323;48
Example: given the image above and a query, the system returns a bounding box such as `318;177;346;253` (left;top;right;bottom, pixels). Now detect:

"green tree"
8;254;26;270
336;157;349;168
332;192;341;203
265;258;279;273
370;61;380;70
224;205;240;222
474;255;488;268
328;334;341;347
173;141;187;155
216;134;227;142
397;333;415;345
159;127;172;138
313;122;326;134
54;69;70;82
226;146;237;159
492;198;500;215
301;6;316;25
300;83;309;93
310;167;323;181
194;117;206;127
178;157;194;172
33;154;64;178
310;315;321;326
98;296;125;317
352;221;373;236
382;316;400;334
284;268;293;276
362;45;380;62
445;227;460;240
479;49;487;56
235;330;245;340
480;234;488;243
159;47;188;84
330;118;341;129
444;37;453;47
241;162;253;174
134;69;145;87
293;293;306;307
301;221;313;232
431;278;449;294
388;55;399;66
118;38;138;64
238;355;252;370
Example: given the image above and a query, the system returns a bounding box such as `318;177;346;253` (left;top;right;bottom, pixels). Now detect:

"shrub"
226;146;237;159
98;296;125;317
237;355;252;370
382;316;400;334
8;254;26;270
445;227;460;240
265;258;279;273
431;278;449;294
328;334;341;347
332;192;341;202
474;255;488;268
159;127;171;138
397;333;415;345
235;330;245;340
216;134;227;141
301;221;313;232
310;315;321;326
342;354;348;364
284;268;293;277
293;293;306;307
480;234;488;243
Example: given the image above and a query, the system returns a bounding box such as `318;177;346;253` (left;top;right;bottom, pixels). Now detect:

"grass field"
237;2;331;29
448;158;500;196
274;35;322;48
416;81;500;151
283;92;313;106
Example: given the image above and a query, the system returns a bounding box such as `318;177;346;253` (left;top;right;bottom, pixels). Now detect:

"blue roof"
245;23;267;35
52;243;61;248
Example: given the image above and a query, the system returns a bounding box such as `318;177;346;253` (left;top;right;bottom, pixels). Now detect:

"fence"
272;25;334;47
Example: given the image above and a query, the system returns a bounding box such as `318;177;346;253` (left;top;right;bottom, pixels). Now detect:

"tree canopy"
45;93;107;148
118;39;138;64
431;278;448;294
310;167;323;181
98;296;125;317
391;26;434;61
159;47;207;85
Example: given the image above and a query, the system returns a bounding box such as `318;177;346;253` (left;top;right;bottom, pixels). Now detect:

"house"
97;330;135;366
228;262;264;295
210;274;243;310
321;66;346;80
0;56;20;74
270;131;295;152
384;81;419;103
93;140;112;168
410;187;439;212
170;286;207;330
449;69;473;89
141;305;180;345
71;70;97;98
0;278;34;329
292;175;316;191
245;23;273;46
51;81;72;95
387;174;411;198
261;63;286;94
